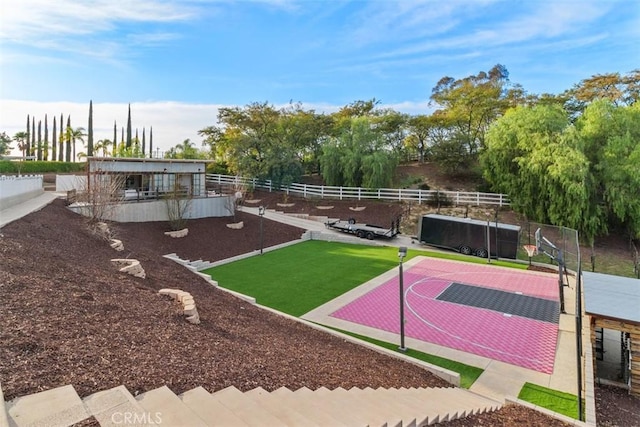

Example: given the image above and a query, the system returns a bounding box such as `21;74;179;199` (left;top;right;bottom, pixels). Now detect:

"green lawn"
518;382;581;419
203;240;415;316
203;240;526;316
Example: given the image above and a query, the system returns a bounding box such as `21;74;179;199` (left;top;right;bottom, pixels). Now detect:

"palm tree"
13;131;29;158
70;127;86;161
166;139;200;159
94;139;112;157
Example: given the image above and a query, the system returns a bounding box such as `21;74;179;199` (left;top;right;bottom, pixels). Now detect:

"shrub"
426;190;453;207
0;161;86;174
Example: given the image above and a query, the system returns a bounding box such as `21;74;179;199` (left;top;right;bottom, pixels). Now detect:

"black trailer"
326;217;400;240
417;214;521;259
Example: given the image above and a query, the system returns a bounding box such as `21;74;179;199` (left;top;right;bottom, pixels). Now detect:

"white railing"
205;174;510;207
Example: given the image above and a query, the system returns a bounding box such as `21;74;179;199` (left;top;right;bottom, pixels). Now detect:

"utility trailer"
417;213;521;259
325;217;400;240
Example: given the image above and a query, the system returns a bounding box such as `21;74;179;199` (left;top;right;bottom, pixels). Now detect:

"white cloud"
346;0;492;47
0;98;430;157
0;0;193;41
0;0;197;67
359;0;613;61
0;100;221;158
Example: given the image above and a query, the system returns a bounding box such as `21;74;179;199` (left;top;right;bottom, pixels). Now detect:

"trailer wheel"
476;248;488;258
348;218;356;224
366;231;375;240
356;230;365;238
460;246;472;255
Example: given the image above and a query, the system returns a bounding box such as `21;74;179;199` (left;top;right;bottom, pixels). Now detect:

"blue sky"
1;0;638;156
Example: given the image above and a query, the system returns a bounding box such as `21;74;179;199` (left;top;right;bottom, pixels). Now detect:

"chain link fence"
518;221;581;273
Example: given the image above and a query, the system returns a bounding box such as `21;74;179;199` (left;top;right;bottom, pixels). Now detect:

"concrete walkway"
241;205;419;250
0;192;63;229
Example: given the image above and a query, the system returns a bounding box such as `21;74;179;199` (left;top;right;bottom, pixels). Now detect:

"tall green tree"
482;104;599;241
37;120;42;160
319;141;343;186
0;132;12;156
430;64;523;160
87;100;94;156
31;121;35;157
212;102;282;177
94;139;111;157
43;115;49;161
126;104;132;148
13;131;29;157
373;110;408;157
26;115;31;159
51;116;57;161
58;113;64;161
12;131;28;157
142;128;146;156
113;121;117;156
564;70;640;118
71;127;85;161
65;116;72;162
404;115;430;163
164;139;201;159
149;127;153;158
405;113;451;163
275;102;333;175
576;100;640;239
320;117;397;188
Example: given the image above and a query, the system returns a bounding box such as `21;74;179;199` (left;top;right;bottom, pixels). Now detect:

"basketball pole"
557;249;566;314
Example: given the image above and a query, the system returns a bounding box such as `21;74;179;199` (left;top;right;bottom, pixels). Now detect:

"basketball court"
304;257;561;374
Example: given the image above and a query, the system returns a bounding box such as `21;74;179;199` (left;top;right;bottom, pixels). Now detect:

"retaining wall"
0;175;44;210
67;196;233;222
56;175;86;192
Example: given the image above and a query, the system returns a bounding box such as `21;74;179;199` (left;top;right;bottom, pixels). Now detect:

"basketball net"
523;244;538;257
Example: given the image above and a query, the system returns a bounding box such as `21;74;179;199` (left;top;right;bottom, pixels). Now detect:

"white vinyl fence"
0;175;44;209
206;174;511;207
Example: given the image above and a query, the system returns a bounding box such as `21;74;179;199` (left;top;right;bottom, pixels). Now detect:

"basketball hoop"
523;244;538;258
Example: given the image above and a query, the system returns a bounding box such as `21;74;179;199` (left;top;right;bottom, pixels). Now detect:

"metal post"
486;215;491;264
558;249;565;313
258;206;265;255
398;246;407;352
576;266;583;421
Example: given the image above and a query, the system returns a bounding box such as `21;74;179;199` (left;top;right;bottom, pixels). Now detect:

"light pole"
486;212;491;264
398;246;407;352
258;206;265;255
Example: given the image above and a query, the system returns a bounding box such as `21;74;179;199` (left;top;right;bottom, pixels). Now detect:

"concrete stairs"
3;383;502;427
163;253;216;272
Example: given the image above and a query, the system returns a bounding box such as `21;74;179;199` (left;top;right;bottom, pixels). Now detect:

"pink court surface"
330;257;560;374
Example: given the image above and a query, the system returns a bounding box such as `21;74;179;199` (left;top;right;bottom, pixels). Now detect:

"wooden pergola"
584;271;640;396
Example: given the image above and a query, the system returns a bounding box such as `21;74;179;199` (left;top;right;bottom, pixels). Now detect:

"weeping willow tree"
319;117;397;188
482;101;640;244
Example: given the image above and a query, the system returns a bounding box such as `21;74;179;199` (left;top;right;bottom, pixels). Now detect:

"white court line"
403;275;550;364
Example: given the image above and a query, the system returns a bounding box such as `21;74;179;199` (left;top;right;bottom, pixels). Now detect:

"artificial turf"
518;382;581;419
203;240;416;316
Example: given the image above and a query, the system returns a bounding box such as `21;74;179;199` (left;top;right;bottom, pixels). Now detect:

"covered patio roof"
583;271;640;324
